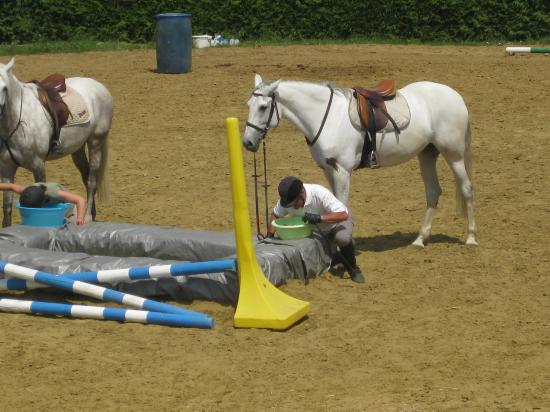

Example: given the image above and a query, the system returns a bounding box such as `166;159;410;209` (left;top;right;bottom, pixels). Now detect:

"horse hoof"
412;238;425;248
466;238;479;247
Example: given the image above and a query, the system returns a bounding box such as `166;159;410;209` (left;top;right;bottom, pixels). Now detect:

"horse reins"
246;91;279;238
252;148;263;238
246;85;334;237
245;85;334;144
0;88;24;166
305;85;334;146
252;142;270;240
262;141;269;232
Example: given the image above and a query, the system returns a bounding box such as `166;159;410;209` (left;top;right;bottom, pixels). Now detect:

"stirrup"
369;151;380;169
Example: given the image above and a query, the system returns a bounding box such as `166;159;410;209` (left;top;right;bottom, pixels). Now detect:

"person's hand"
77;214;91;225
76;216;86;225
302;212;322;224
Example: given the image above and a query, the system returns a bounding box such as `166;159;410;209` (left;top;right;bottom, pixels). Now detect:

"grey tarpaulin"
0;222;332;304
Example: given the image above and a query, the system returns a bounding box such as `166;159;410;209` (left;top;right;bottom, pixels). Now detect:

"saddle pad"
348;90;411;132
60;86;90;127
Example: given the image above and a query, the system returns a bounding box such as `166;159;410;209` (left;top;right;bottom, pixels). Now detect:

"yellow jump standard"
225;117;310;330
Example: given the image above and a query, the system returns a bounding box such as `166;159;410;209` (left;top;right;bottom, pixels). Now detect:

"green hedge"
1;0;549;44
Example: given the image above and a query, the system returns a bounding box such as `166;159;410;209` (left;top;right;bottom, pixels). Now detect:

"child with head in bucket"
0;182;87;225
266;176;365;283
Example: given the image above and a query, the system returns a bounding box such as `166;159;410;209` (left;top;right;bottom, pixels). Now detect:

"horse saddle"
353;80;398;133
351;80;401;168
31;73;71;153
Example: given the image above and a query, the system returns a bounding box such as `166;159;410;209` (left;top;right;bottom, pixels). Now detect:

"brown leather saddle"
30;73;71;153
352;80;400;168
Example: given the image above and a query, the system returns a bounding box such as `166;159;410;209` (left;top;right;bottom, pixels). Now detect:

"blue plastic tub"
155;13;192;73
16;202;71;228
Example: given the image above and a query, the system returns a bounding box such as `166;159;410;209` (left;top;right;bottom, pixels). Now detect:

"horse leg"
446;157;477;246
413;144;442;248
31;164;46;183
1;166;17;227
84;134;109;221
71;147;95;221
2;185;14;227
323;164;351;204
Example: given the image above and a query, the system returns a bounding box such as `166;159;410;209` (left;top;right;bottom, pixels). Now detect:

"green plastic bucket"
272;216;313;240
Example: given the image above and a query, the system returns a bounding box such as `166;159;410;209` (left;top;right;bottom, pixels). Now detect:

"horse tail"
455;122;472;217
96;137;110;203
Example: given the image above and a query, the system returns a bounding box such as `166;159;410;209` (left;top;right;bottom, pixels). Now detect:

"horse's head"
0;58;15;115
243;74;281;152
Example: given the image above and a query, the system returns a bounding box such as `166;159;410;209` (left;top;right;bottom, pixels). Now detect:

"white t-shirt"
273;183;348;219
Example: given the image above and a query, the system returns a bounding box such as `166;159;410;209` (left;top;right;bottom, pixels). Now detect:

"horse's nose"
243;139;255;151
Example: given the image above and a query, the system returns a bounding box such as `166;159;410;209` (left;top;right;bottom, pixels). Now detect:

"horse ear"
5;57;15;72
254;73;263;87
265;79;281;96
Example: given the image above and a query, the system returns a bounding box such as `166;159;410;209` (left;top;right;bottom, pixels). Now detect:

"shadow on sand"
354;231;462;252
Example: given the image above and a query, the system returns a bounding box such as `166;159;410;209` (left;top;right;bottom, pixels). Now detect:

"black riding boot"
330;250;343;267
339;243;365;283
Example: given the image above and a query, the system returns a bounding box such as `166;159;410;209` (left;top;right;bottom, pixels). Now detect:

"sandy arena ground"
0;44;549;411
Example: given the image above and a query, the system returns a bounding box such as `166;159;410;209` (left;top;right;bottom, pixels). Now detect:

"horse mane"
282;79;350;98
255;79;349;101
284;79;332;88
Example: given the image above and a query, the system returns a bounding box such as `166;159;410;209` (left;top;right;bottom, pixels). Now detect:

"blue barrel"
155;13;192;74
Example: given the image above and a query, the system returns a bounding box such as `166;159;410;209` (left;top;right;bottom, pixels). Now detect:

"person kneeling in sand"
266;176;365;283
0;182;87;225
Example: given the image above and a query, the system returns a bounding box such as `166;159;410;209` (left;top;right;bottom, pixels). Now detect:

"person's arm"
266;212;279;238
302;185;348;224
318;210;348;224
57;190;87;225
302;210;348;224
266;200;289;238
0;183;27;194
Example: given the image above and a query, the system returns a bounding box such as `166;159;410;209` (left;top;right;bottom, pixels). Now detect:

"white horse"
0;58;113;227
243;74;477;247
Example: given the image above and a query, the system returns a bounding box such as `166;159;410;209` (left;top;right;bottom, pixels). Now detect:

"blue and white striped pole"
0;298;212;328
0;261;213;328
0;259;236;291
68;259;236;283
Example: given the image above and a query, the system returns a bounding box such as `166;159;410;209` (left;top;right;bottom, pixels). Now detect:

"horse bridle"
245;86;334;146
245;92;280;139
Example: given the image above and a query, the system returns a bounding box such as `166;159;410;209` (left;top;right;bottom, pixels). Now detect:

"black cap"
20;185;47;208
278;176;303;207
